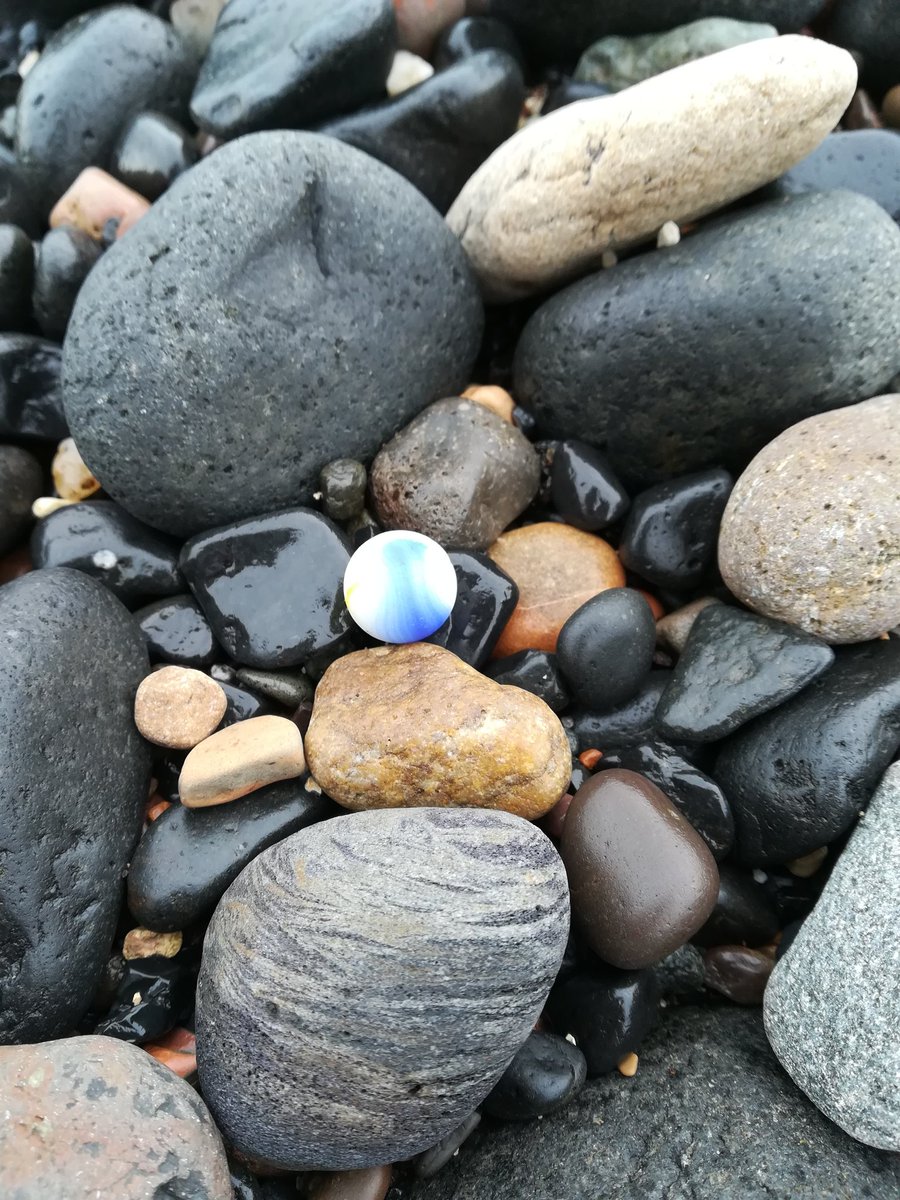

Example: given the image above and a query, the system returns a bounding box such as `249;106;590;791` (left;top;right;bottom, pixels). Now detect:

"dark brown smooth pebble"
560;768;719;969
703;945;773;1005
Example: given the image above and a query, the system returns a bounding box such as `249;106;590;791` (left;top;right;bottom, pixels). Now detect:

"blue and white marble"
343;531;458;644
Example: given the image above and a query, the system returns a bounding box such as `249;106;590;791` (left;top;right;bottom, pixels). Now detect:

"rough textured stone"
306;642;570;820
196;808;569;1170
0;444;42;555
769;130;900;224
657;605;835;742
0;568;150;1043
719;396;900;643
0;1036;232;1199
764;762;900;1151
180;715;306;808
63;131;483;537
134;665;227;750
515;193;900;485
446;36;857;301
370;397;539;550
409;1005;900;1200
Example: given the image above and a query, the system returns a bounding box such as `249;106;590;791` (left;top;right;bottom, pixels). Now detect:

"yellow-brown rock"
305;643;571;820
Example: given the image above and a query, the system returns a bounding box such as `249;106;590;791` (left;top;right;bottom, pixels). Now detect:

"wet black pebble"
136;594;219;668
234;668;313;710
0;444;42;555
32;225;102;340
546;963;660;1077
219;681;278;728
94;953;195;1043
550;439;630;532
111;111;197;202
557;588;656;710
570;671;669;752
618;469;732;591
427;550;518;668
434;16;525;70
692;865;781;949
180;508;352;670
481;1031;587;1121
31;500;183;604
486;650;570;713
0;222;34;330
0;333;66;440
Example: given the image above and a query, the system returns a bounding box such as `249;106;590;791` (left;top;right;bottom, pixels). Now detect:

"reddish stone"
50;167;150;240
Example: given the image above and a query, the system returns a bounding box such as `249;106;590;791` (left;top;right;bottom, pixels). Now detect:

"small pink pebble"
50;167;150;241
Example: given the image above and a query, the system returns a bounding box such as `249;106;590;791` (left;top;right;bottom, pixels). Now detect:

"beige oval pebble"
135;666;227;750
51;437;100;501
179;714;306;808
123;927;183;960
718;396;900;643
446;35;857;301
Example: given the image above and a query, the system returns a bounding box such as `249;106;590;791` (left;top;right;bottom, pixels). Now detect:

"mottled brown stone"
704;945;773;1005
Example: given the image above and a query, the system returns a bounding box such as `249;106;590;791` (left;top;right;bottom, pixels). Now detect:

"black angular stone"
546;964;660;1077
219;681;278;727
543;77;610;114
657;605;835;743
426;549;518;668
570;671;669;751
692;865;781;949
136;594;219;668
128;778;337;932
550;439;629;532
0;333;66;440
486;650;569;712
32;225;102;340
618;469;732;590
94;953;195;1044
0;444;42;554
433;16;525;71
15;6;197;215
111;110;197;203
31;500;183;604
715;640;900;865
595;739;734;860
768;131;900;224
0;222;34;330
515;192;900;486
481;1031;586;1121
0;569;150;1043
322;50;525;214
190;0;396;138
180;508;352;670
557;588;656;711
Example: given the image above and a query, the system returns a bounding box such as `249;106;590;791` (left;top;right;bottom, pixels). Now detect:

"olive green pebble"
319;458;368;522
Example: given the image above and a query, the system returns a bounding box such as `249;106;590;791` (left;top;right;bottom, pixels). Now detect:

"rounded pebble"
134;666;228;751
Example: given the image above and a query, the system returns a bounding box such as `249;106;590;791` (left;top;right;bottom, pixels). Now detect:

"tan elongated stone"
446;35;857;301
180;715;306;808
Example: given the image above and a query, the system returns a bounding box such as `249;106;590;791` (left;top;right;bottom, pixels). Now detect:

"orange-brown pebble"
0;545;32;585
145;796;171;822
462;383;515;423
488;522;625;656
617;1052;639;1077
639;590;665;620
134;666;227;750
123;927;182;960
50;166;150;240
540;790;573;840
307;1165;393;1200
884;85;900;130
579;748;603;769
144;1027;197;1079
51;436;101;501
179;714;306;808
786;846;828;878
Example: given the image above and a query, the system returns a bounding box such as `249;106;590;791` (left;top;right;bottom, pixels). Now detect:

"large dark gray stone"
768;131;900;224
830;0;900;89
0;568;151;1044
514;191;900;486
410;1006;900;1200
63;131;483;537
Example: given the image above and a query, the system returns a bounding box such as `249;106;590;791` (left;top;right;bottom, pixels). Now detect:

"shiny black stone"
180;507;352;670
219;681;278;728
94;954;195;1043
0;222;34;330
482;1031;586;1120
596;739;734;860
550;439;629;531
128;778;337;932
152;750;185;804
768;130;900;224
31;500;183;604
486;650;569;712
715;640;900;865
546;963;660;1077
570;671;669;752
322;50;524;215
692;865;780;949
0;444;42;555
657;604;834;743
111;110;197;202
557;588;656;711
619;468;733;591
0;333;66;440
32;225;102;339
426;549;518;668
543;77;610;114
433;16;525;70
234;667;313;709
136;594;219;668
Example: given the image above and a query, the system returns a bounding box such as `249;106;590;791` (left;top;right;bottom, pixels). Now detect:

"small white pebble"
32;497;77;519
565;1033;577;1045
386;50;433;97
601;249;618;269
18;49;40;78
92;549;118;570
752;868;768;884
657;220;681;248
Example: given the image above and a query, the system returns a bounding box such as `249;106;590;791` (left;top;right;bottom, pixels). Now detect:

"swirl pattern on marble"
343;530;458;643
195;807;570;1170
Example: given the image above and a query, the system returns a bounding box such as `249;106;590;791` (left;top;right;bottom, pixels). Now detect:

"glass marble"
343;531;458;644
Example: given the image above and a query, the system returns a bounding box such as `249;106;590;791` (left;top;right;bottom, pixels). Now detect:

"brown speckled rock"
446;35;857;300
561;768;719;969
0;1035;232;1199
195;807;569;1170
718;396;900;643
134;665;227;750
305;642;570;820
369;397;539;551
180;715;306;808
